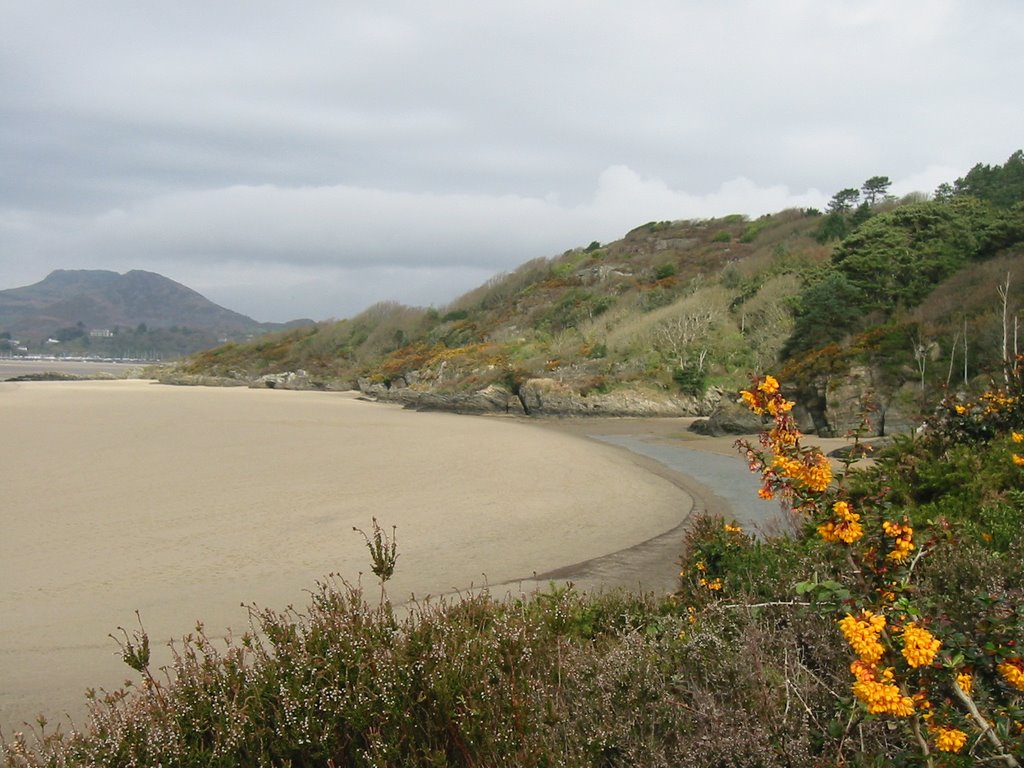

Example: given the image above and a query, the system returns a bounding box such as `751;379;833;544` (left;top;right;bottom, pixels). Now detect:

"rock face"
801;365;919;437
356;376;723;417
252;370;314;390
688;398;766;436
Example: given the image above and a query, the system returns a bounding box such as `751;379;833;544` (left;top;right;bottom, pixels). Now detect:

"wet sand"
1;381;699;736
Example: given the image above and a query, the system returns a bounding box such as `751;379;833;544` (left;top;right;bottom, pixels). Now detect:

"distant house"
89;328;113;338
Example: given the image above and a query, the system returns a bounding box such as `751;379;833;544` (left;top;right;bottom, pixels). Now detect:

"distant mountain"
0;269;312;357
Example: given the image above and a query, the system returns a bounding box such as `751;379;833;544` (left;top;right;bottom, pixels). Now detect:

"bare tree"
964;316;969;386
911;331;929;391
997;271;1013;382
652;308;719;372
945;329;961;389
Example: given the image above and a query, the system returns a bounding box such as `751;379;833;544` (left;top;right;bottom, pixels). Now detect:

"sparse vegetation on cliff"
168;151;1023;427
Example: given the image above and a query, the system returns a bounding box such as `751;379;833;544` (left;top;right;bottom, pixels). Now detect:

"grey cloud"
1;1;1021;321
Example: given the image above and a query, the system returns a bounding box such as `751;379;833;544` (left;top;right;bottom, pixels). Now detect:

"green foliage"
814;210;849;243
739;218;768;243
164;149;1023;414
953;149;1024;208
832;197;1017;313
860;175;891;205
827;188;860;214
638;286;675;312
782;270;865;358
671;364;707;396
653;262;677;280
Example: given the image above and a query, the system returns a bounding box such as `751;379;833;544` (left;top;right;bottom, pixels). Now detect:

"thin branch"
951;680;1020;767
719;600;812;609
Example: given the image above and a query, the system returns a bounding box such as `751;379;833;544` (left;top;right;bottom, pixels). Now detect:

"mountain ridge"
0;269;312;357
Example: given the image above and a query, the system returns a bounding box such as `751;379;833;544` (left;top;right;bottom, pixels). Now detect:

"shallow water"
592;434;788;535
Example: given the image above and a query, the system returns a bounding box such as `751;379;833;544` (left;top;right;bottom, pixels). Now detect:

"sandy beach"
1;380;707;737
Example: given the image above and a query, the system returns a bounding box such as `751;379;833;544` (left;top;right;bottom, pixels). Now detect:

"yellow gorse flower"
772;452;832;493
956;670;973;695
882;519;915;563
930;725;968;753
818;500;864;544
1013;453;1024;467
998;659;1024;692
723;523;744;534
803;453;833;492
1012;431;1023;443
739;388;763;415
850;665;915;716
839;611;886;665
901;623;941;668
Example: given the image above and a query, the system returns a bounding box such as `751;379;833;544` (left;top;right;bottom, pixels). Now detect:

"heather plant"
4;576;860;768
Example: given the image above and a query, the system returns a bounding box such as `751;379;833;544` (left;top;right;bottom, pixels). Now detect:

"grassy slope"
175;194;1023;424
177;210;830;392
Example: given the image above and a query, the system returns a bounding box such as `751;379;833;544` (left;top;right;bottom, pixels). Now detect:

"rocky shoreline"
156;363;922;437
157;368;724;418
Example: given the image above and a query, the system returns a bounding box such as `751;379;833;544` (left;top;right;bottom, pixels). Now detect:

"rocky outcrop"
252;370;315;390
406;385;520;414
357;376;723;417
800;365;919;437
158;373;249;387
517;378;707;416
688;397;766;436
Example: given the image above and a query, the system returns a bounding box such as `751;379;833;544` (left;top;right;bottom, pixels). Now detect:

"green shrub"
653;263;677;280
671;365;707;396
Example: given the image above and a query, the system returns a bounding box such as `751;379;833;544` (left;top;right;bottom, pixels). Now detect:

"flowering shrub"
736;370;1024;765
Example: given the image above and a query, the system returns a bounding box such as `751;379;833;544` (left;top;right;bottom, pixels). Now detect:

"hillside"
0;269;311;359
171;151;1024;430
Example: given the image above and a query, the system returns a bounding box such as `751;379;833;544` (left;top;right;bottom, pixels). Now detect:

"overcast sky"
1;1;1020;322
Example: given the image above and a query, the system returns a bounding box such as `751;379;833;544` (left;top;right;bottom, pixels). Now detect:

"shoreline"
0;380;700;736
1;379;842;738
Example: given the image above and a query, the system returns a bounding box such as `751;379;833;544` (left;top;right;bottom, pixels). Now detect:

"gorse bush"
725;368;1024;765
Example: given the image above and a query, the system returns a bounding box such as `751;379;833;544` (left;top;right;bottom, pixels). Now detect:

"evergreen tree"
860;175;891;205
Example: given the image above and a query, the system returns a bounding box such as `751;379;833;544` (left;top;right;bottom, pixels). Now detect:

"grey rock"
688;398;766;436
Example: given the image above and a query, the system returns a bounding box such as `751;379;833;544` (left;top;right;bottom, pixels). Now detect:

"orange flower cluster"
956;670;973;695
740;374;793;416
849;662;915;716
839;611;886;665
698;576;723;591
979;389;1018;415
818;500;864;544
900;623;941;668
723;523;744;534
930;724;968;753
998;659;1024;692
882;520;915;563
770;452;833;494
